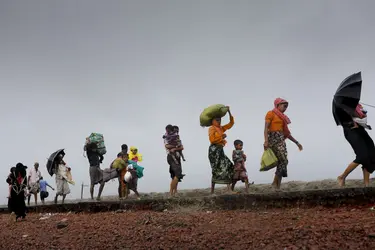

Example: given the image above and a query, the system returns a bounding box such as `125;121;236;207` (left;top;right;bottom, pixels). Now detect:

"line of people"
163;98;374;196
6;96;375;221
163;100;304;196
6;143;144;221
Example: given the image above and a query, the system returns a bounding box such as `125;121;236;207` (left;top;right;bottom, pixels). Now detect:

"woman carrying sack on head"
208;106;235;194
264;98;303;190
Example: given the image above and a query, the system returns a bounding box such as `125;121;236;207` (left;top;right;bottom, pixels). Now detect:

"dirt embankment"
2;205;375;249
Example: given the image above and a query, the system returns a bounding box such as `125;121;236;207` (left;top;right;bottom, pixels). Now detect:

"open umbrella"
332;72;362;126
46;149;65;176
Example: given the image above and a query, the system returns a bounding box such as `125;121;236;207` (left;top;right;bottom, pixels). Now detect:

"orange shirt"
265;111;283;132
208;116;235;146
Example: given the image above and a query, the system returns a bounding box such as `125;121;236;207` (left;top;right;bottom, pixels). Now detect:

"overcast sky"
1;0;375;204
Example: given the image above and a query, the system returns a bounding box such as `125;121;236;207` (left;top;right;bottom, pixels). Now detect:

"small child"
232;139;249;193
353;104;372;130
172;125;186;161
163;125;186;163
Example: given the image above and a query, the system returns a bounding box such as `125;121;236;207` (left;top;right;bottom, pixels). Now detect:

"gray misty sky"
1;0;375;204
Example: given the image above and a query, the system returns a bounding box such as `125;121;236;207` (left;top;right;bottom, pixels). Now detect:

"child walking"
232;139;249;193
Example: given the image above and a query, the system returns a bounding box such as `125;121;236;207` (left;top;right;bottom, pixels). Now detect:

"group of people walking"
6;91;375;221
6;143;144;221
205;99;303;195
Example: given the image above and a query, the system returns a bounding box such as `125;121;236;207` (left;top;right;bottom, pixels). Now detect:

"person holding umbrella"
333;72;375;187
53;153;71;204
263;98;303;190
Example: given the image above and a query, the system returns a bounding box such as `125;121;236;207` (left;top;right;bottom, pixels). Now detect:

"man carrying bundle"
84;133;107;201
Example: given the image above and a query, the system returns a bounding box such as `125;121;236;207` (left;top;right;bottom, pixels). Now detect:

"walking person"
27;162;41;205
263;98;303;190
337;104;375;187
110;144;129;198
7;163;28;221
54;154;70;204
208;106;235;194
39;177;54;204
164;124;185;197
124;164;141;200
231;139;249;193
111;152;128;199
86;142;105;201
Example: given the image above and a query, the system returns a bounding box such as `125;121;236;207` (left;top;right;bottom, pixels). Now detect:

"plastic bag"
124;171;132;183
260;148;278;172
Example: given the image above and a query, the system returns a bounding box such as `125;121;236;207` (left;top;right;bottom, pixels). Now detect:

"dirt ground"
2;205;375;250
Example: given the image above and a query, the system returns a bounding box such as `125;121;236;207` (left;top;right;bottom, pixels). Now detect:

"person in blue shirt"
39;177;55;204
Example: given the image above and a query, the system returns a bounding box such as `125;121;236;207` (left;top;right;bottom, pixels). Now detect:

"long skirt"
55;178;70;196
89;166;103;185
208;144;234;184
344;126;375;173
9;189;26;218
268;131;288;177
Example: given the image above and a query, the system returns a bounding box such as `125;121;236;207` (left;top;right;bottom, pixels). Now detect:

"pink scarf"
355;104;366;118
272;98;291;138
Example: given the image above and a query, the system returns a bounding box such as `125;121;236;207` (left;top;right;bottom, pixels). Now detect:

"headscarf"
128;146;143;162
355;104;366;119
15;163;27;185
272;98;291;138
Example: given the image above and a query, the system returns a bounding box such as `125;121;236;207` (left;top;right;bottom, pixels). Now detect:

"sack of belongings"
199;104;229;127
84;132;107;156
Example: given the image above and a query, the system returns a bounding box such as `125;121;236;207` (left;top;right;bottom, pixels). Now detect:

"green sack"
260;148;278;172
85;132;107;155
199;104;229;127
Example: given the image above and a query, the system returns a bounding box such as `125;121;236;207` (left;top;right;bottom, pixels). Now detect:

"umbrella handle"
360;102;375;109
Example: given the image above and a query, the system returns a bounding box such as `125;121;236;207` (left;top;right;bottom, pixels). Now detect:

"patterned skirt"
208;144;234;184
268;131;289;177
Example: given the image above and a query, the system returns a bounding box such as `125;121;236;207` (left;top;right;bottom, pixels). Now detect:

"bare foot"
337;176;345;187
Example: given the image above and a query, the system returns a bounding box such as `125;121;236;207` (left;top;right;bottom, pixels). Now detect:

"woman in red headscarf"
264;98;303;190
337;104;375;187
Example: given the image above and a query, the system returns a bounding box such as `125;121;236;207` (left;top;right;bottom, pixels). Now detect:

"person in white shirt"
27;162;42;205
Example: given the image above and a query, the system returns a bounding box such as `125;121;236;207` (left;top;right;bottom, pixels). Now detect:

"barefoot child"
231;139;249;193
172;126;186;162
163;125;186;163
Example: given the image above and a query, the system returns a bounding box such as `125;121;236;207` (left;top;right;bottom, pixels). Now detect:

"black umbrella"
46;149;65;176
332;72;362;126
